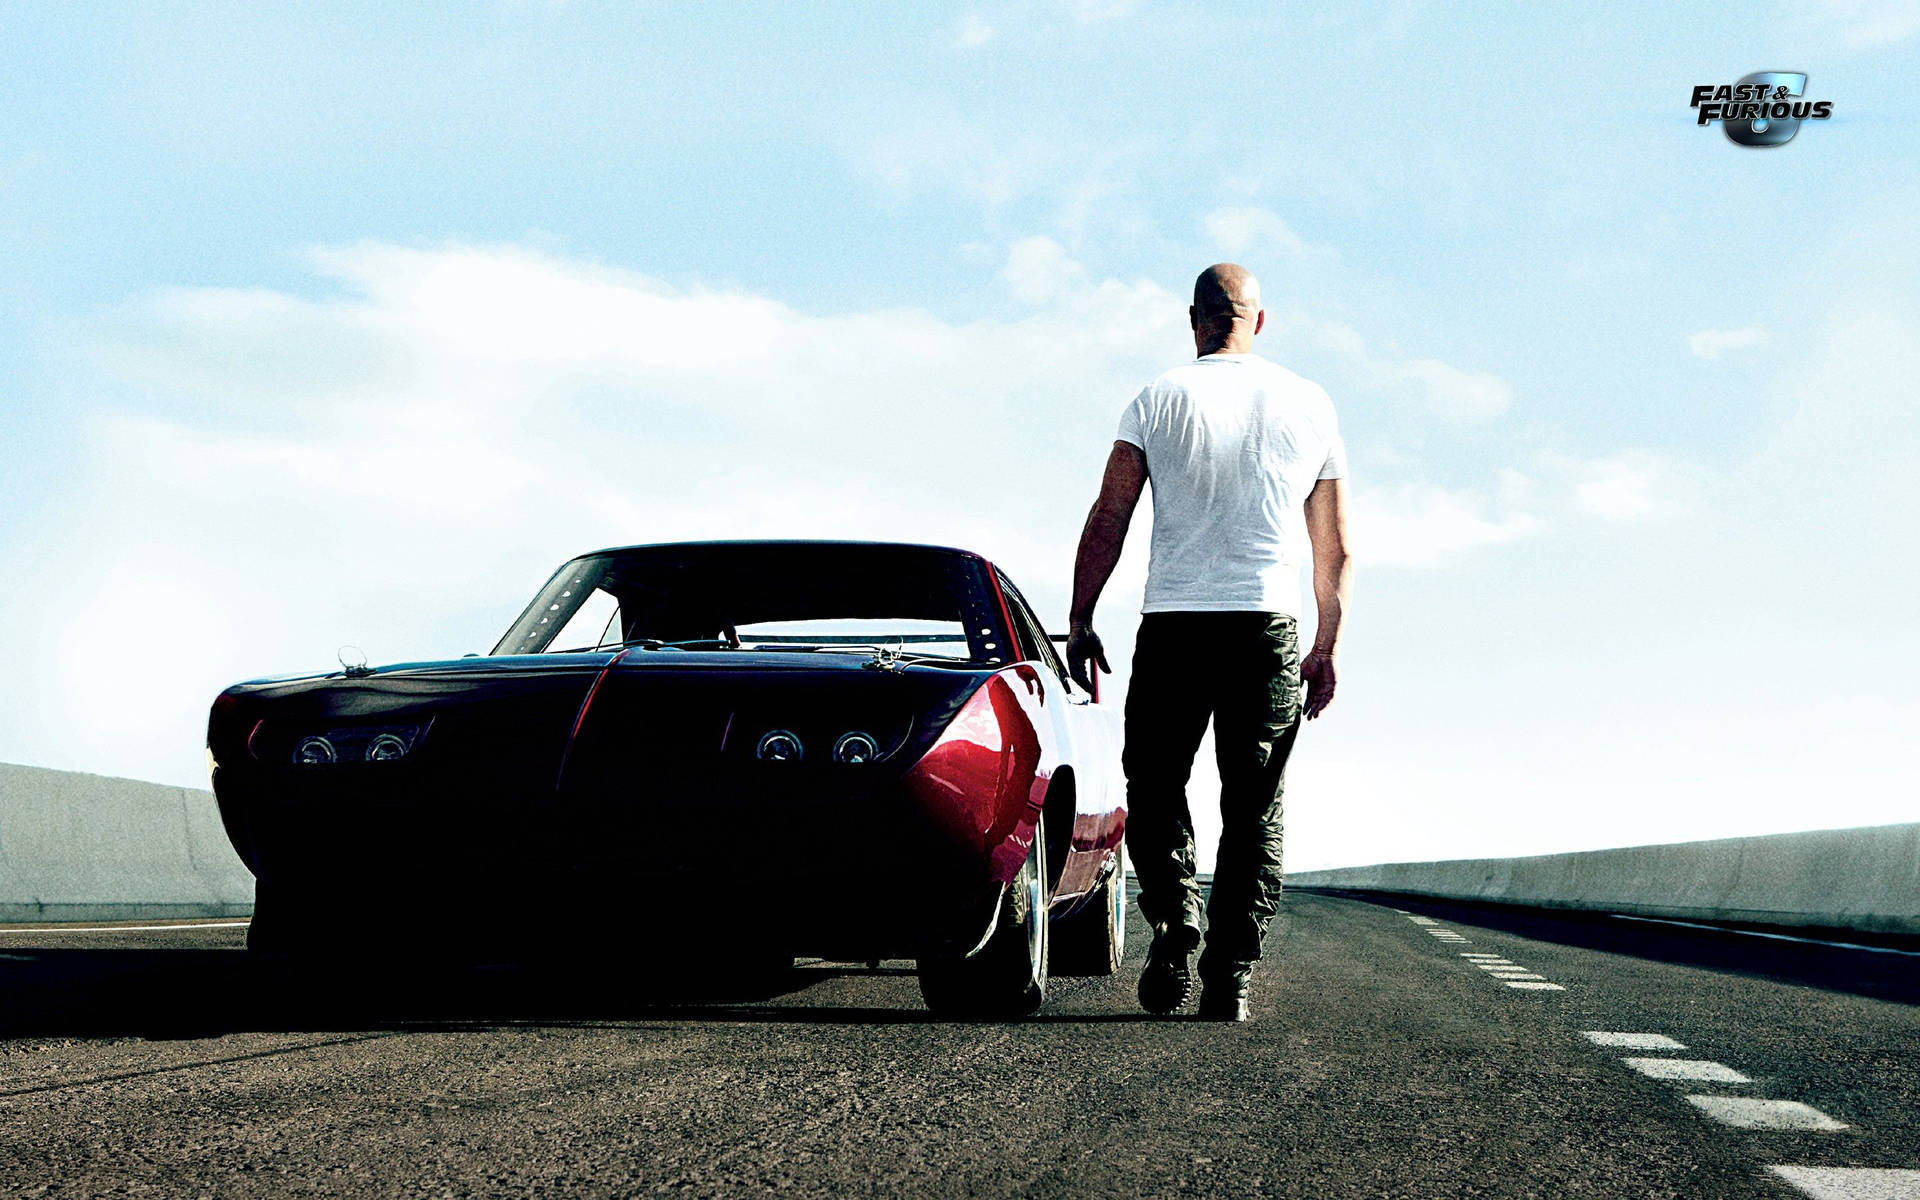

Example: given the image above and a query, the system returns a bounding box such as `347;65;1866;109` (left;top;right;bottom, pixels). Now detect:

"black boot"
1196;982;1250;1022
1138;922;1201;1014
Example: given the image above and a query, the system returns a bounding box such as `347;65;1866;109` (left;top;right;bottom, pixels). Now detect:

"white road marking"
1767;1166;1920;1198
1623;1058;1751;1083
1504;981;1565;990
1472;962;1518;969
1684;1097;1847;1131
0;921;251;934
1459;953;1504;959
1489;972;1547;980
1612;914;1920;959
1406;916;1439;925
1583;1032;1687;1050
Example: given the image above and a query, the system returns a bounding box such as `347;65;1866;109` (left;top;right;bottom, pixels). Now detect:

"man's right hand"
1066;626;1110;694
1302;647;1338;719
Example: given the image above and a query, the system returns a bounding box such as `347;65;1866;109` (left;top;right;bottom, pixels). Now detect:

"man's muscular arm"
1066;441;1148;692
1301;476;1351;719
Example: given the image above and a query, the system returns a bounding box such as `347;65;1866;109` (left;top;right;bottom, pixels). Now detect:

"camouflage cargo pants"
1122;611;1303;988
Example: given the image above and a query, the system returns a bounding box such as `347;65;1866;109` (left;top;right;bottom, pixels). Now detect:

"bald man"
1066;264;1351;1021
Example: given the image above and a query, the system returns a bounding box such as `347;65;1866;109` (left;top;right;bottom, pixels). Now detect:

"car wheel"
246;879;352;962
245;877;304;957
917;815;1049;1018
1047;844;1127;977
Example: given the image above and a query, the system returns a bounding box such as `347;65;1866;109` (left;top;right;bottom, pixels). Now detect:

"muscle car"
206;541;1127;1016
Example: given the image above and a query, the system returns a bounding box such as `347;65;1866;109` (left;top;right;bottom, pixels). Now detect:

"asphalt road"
1;890;1916;1198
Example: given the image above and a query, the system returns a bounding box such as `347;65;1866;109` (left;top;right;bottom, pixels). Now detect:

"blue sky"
2;1;1916;869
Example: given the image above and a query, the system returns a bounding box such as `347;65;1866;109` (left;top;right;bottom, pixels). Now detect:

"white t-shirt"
1115;353;1346;617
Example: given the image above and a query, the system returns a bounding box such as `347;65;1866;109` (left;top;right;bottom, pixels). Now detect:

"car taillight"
293;736;337;765
757;730;804;762
286;724;426;765
833;731;880;764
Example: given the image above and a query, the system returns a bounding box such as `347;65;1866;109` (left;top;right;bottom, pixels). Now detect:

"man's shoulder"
1244;354;1332;398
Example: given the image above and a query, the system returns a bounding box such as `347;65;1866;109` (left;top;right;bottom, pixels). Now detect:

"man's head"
1190;262;1264;356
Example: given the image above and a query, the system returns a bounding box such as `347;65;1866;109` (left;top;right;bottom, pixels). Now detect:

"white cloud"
1202;205;1309;256
1392;356;1512;420
855;114;1032;208
3;242;1198;785
1348;482;1543;568
1270;309;1514;420
957;13;994;46
1001;235;1087;304
1688;326;1764;361
1558;451;1675;521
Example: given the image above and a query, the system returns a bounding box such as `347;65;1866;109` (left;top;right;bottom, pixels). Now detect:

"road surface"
1;889;1915;1197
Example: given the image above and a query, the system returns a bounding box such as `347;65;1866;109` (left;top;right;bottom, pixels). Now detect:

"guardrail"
1288;823;1920;938
0;762;253;922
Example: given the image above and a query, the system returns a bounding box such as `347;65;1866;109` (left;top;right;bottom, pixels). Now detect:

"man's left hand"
1302;648;1337;719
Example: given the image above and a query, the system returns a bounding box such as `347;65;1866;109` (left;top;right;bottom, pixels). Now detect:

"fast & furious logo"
1691;71;1832;146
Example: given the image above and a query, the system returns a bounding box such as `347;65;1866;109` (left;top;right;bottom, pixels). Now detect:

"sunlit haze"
2;4;1915;869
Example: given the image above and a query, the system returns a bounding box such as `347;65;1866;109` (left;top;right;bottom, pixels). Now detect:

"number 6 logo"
1726;71;1807;146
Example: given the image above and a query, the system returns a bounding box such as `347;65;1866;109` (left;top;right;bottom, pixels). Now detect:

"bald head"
1190;262;1264;355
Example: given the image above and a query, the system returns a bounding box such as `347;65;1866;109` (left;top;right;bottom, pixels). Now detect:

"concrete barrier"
1289;823;1920;938
0;763;253;922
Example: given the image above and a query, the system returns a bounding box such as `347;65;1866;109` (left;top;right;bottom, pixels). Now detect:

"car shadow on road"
0;949;1161;1038
1310;889;1920;1007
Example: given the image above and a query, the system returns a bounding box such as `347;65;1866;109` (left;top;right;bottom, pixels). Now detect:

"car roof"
576;538;992;563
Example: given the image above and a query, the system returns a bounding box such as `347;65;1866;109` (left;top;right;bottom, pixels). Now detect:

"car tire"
918;816;1049;1019
246;879;344;961
245;877;302;957
1048;844;1127;977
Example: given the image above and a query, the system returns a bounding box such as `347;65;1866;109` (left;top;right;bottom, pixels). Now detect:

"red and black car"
207;541;1127;1016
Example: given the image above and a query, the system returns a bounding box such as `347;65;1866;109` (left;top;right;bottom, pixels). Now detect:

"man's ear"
1254;309;1266;336
1188;305;1199;331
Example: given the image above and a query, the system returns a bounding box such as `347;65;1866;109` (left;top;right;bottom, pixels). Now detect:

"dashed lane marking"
1583;1032;1687;1050
1404;916;1568;990
1623;1058;1752;1084
1684;1097;1848;1131
1576;1035;1909;1184
1767;1166;1920;1199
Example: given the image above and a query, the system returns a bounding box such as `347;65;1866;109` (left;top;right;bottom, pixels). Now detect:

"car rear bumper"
220;765;1005;960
